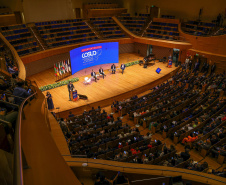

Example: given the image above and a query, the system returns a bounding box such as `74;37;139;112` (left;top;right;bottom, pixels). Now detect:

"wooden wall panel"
153;17;180;24
0;14;17;26
134;43;147;57
21;38;133;64
119;43;135;54
179;26;226;56
26;43;135;76
25;52;69;77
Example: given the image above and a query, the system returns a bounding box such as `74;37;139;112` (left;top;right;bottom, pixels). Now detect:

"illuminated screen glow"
70;42;119;74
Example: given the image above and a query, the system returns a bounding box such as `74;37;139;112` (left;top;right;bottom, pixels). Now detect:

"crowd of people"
56;62;226;181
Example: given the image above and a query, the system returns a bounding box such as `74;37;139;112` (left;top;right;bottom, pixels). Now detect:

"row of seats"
161;15;176;19
36;19;98;47
35;19;83;26
145;20;180;40
118;14;149;35
89;17;126;38
183;21;216;36
0;24;40;56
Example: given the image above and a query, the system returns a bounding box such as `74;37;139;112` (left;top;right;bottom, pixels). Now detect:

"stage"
28;53;179;117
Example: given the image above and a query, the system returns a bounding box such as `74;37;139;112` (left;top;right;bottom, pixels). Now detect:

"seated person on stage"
111;64;116;74
120;63;126;74
99;67;106;79
91;69;98;82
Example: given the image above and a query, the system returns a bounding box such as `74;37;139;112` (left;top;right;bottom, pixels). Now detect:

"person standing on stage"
68;81;74;101
46;92;54;110
111;64;116;74
120;63;126;74
168;55;172;68
99;67;106;79
91;69;97;82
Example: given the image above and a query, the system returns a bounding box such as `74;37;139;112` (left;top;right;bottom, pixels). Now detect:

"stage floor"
28;53;178;114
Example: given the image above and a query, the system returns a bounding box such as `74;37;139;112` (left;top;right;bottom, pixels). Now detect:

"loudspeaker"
143;64;147;68
156;68;161;74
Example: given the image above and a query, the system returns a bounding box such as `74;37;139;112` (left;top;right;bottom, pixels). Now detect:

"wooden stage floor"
28;53;178;115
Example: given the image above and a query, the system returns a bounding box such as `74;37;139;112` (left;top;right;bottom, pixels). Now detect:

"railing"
13;90;37;185
64;158;226;184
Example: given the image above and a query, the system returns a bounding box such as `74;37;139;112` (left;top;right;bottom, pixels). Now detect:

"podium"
70;90;79;101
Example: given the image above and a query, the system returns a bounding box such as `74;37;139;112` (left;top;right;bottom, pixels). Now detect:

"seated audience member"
180;149;190;161
68;111;75;118
13;82;31;105
114;172;128;184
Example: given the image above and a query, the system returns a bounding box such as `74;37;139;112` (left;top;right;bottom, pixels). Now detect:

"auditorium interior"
0;0;226;185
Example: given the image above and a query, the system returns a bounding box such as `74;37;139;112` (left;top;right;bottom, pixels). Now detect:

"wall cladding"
25;52;69;76
152;46;173;59
134;43;147;57
119;43;135;54
26;43;135;77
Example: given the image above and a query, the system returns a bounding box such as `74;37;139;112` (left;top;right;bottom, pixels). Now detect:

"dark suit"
205;63;209;73
91;71;97;81
99;68;105;78
211;64;216;75
67;83;74;100
111;64;116;74
120;64;125;74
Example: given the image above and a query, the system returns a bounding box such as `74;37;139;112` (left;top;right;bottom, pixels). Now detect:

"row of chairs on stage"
83;64;126;85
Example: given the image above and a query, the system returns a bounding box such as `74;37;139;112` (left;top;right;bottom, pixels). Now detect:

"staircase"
0;149;13;185
27;23;48;50
84;20;104;40
140;18;153;37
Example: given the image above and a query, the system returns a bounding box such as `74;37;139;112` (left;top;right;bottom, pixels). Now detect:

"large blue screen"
70;42;119;74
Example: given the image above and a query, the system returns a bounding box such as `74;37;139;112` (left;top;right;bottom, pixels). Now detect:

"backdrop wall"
22;0;74;23
134;0;226;22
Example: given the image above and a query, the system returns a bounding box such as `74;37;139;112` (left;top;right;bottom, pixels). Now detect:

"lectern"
70;90;79;101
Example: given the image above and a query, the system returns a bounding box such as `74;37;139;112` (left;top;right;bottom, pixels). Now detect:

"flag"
61;61;65;74
58;62;62;75
65;60;68;73
54;64;57;77
68;59;71;72
56;63;59;76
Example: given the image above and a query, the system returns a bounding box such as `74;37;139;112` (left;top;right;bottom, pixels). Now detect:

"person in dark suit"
201;62;207;73
67;81;74;101
205;62;210;74
91;69;97;82
210;62;216;75
46;92;54;110
188;59;192;71
180;149;190;161
13;81;31;105
111;64;116;74
99;67;106;79
193;59;200;73
120;63;126;74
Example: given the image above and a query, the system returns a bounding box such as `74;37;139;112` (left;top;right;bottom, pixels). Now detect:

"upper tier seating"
0;24;40;56
144;20;180;40
117;13;149;35
89;17;127;39
35;19;99;48
0;6;12;15
182;20;216;36
161;15;176;19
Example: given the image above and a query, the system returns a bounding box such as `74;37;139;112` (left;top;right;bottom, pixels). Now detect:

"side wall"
26;43;135;76
134;0;226;22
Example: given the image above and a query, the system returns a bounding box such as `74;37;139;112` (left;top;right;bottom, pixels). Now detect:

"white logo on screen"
82;49;102;64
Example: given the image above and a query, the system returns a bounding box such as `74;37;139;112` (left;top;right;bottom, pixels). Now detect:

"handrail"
64;158;226;184
13;90;37;185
